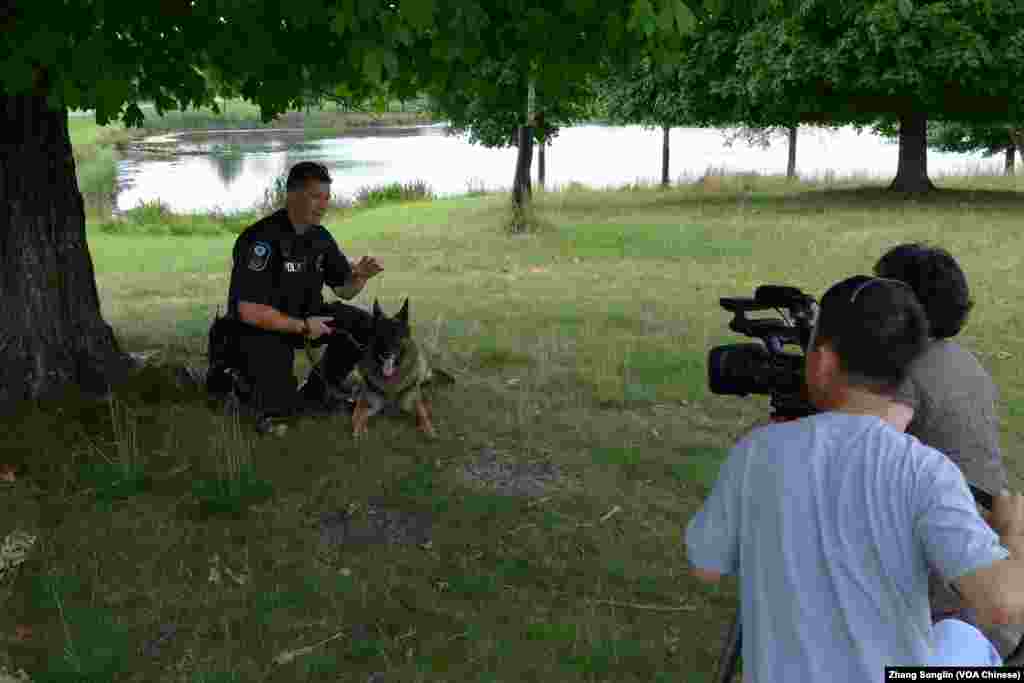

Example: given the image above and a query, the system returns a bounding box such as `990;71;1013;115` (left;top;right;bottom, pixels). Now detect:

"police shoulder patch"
248;241;271;272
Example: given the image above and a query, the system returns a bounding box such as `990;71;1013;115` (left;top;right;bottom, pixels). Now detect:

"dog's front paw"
352;399;371;439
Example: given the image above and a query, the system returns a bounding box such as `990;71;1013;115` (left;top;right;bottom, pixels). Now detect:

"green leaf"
383;50;399;80
331;8;347;34
674;0;697;33
401;0;436;33
657;2;676;34
0;58;35;96
629;0;657;37
62;80;82;112
363;49;384;84
332;0;355;34
371;93;390;113
897;0;914;19
394;25;413;46
46;90;63;113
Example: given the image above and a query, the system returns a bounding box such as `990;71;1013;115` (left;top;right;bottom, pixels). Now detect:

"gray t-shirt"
686;412;1008;683
893;339;1017;655
893;339;1007;498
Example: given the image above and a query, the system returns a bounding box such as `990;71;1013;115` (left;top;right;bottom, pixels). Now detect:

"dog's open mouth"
379;355;398;381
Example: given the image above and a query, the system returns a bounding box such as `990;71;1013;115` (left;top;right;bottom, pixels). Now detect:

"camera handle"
713;417;1001;683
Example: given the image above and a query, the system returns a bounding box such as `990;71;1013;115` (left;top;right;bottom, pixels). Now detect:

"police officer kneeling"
207;161;383;435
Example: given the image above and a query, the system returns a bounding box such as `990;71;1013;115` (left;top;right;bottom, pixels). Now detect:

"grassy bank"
6;148;1024;679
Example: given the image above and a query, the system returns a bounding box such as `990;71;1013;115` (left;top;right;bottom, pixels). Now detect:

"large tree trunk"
787;126;798;179
889;111;936;192
1;67;133;410
661;124;670;188
1006;145;1017;177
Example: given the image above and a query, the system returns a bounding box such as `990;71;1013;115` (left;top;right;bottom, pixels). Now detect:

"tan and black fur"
352;298;437;439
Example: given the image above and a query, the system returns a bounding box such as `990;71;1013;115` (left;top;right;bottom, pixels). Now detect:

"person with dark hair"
874;243;1020;658
687;275;1024;680
207;161;383;435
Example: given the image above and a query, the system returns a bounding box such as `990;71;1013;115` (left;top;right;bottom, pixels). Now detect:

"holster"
206;313;251;397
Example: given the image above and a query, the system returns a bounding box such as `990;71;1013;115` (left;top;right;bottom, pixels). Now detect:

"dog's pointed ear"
372;299;382;319
397;298;409;325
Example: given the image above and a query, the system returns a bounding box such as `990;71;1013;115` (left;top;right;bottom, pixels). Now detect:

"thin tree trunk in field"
512;124;534;209
1;67;133;409
1006;145;1017;176
538;135;545;190
511;75;535;228
661;124;670;188
1012;130;1024;167
890;111;935;192
787;126;798;179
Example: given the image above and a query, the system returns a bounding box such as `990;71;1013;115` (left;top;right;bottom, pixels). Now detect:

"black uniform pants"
233;302;375;418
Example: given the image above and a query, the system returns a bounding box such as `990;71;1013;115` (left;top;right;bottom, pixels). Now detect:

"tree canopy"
676;0;1024;190
2;0;696;127
682;1;1024;125
927;121;1023;166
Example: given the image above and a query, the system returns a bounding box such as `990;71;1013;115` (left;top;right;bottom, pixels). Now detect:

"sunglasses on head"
848;277;913;304
807;277;914;351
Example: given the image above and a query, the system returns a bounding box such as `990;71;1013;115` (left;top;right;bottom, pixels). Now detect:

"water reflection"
113;123;1001;216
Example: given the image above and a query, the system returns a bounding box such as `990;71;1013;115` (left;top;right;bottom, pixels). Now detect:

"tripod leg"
715;613;742;683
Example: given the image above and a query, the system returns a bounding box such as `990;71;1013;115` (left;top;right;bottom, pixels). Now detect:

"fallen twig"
586;599;697;613
508;505;622;536
273;628;347;665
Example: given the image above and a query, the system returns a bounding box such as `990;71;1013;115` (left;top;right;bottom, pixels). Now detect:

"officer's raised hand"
353;256;383;280
304;316;335;340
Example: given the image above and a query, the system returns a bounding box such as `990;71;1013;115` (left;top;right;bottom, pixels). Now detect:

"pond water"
111;122;1005;216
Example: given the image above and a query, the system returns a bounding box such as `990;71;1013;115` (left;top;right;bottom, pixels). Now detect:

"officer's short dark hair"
873;243;974;339
286;162;332;193
811;275;930;396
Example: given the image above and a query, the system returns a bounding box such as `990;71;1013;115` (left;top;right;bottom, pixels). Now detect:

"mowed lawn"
3;173;1024;682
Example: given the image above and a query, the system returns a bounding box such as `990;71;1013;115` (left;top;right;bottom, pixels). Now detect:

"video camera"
707;285;819;420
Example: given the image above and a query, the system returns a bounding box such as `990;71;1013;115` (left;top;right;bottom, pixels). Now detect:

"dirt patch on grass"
457;446;579;497
316;498;434;549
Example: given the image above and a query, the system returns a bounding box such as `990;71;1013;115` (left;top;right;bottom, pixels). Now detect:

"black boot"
255;413;289;437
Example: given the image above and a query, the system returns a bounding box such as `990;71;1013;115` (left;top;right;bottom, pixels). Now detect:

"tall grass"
74;144;118;215
133;96;435;132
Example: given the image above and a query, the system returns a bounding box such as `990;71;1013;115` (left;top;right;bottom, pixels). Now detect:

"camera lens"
708;343;805;397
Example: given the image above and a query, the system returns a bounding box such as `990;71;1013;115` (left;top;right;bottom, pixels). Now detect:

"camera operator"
208;161;383;435
874;243;1020;658
687;275;1024;680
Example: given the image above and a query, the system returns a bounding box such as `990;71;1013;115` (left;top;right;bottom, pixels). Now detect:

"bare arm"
692;567;723;584
955;535;1024;626
238;301;306;335
332;272;368;301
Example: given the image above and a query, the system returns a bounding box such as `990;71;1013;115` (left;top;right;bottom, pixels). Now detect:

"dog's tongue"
381;357;396;378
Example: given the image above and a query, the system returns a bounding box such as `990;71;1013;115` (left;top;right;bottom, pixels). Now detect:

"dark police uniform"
220;208;374;418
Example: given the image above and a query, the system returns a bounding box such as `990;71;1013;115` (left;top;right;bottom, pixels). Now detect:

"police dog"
352;298;437;439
